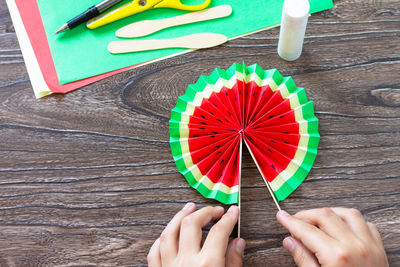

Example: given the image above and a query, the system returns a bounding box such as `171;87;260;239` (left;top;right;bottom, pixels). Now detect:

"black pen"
55;0;123;34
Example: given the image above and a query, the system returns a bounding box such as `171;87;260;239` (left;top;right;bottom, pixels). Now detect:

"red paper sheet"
15;0;141;94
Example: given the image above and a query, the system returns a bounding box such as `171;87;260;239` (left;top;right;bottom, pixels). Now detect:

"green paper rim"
169;63;319;204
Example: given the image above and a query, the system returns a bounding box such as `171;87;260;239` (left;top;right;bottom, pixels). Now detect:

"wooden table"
1;0;399;266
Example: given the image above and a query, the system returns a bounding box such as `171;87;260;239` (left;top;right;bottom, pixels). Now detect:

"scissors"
87;0;212;29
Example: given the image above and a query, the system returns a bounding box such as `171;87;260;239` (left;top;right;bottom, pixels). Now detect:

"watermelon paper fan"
169;63;319;205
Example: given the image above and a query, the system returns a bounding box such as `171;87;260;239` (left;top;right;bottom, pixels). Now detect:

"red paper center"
188;80;301;187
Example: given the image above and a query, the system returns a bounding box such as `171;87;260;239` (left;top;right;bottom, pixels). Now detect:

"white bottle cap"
277;0;310;61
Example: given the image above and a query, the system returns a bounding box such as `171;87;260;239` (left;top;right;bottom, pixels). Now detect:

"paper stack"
6;0;333;99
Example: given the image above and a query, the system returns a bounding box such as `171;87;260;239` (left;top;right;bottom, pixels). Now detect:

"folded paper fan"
169;63;319;205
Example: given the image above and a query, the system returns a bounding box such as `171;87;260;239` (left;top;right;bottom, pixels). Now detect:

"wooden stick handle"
116;5;232;38
243;139;281;211
108;33;227;54
238;136;243;239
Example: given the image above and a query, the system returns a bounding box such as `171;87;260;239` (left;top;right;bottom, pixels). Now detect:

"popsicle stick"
243;139;281;211
238;136;243;239
108;33;227;54
116;5;232;38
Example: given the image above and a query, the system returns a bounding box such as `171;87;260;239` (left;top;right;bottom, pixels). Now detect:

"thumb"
283;237;320;267
225;238;245;267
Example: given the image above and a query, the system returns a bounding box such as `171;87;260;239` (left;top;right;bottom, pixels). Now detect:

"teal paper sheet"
38;0;333;84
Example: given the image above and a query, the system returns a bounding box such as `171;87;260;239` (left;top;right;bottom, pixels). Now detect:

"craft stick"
116;5;232;38
238;136;243;239
108;33;227;54
243;139;281;211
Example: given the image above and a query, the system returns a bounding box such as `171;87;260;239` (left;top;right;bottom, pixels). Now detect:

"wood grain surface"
0;0;399;266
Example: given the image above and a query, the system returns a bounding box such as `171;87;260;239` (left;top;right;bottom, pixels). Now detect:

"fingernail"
283;237;295;252
235;238;246;256
183;202;194;211
228;205;237;213
278;210;290;217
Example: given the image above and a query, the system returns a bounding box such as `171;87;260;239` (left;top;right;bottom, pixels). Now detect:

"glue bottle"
277;0;310;61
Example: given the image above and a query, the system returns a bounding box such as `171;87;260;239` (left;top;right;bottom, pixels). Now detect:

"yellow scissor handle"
87;0;163;29
87;0;211;29
154;0;211;11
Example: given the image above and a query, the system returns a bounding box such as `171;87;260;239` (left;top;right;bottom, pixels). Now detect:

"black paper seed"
268;148;272;153
262;90;265;96
279;115;285;119
200;115;205;119
200;122;207;125
253;92;255;97
271;140;276;143
227;111;232;116
268;115;274;119
215;145;221;148
235;95;237;101
193;135;198;137
217;119;223;123
283;132;289;134
210;135;215;138
200;127;205;130
271;165;276;170
220;159;224;164
212;131;218;134
209;111;214;115
233;160;236;167
217;151;221;155
284;141;289;144
225;91;228;97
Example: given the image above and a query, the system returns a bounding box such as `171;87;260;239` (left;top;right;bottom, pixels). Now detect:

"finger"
147;238;162;267
367;222;385;251
330;207;373;243
294;208;355;242
202;206;240;257
225;238;245;267
276;210;337;255
179;206;225;254
283;237;320;267
367;222;382;243
159;202;196;264
368;224;389;267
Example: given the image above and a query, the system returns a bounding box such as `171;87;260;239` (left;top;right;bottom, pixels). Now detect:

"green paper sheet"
38;0;333;85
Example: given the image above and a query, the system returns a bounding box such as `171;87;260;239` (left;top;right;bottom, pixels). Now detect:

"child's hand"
147;203;245;267
277;208;388;267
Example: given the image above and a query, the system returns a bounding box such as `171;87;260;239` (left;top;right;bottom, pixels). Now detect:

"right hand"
276;207;388;267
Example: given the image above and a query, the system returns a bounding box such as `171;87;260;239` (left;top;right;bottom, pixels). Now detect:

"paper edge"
6;0;52;99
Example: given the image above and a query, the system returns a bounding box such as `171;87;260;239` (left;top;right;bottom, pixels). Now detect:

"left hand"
147;203;245;267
